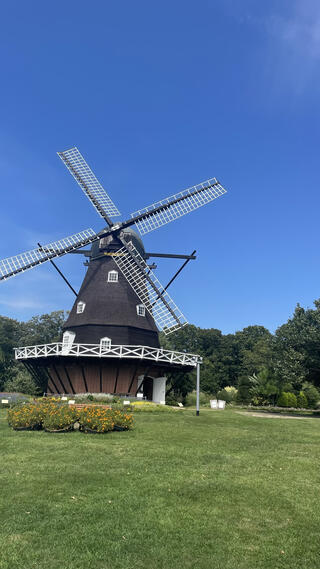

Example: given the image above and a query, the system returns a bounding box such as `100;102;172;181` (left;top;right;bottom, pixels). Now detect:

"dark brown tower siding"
44;360;164;394
63;254;160;347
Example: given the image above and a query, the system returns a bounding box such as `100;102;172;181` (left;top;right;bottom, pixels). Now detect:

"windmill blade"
58;147;121;224
130;178;226;235
0;229;98;282
113;241;187;335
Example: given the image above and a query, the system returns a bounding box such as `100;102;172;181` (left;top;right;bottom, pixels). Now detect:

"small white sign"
178;402;184;408
61;396;68;401
68;400;76;405
123;400;130;406
137;393;143;399
1;399;9;404
210;399;218;409
218;400;226;410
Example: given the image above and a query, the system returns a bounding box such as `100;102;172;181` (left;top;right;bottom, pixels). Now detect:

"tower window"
77;301;86;314
100;337;111;351
137;304;146;317
108;270;118;283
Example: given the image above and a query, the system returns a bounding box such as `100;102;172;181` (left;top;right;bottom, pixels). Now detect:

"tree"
4;365;40;395
236;375;252;404
0;311;67;394
0;316;21;390
302;382;320;409
235;326;273;377
274;300;320;390
18;311;68;346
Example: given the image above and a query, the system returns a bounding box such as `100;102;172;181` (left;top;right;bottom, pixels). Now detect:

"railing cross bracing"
14;342;202;367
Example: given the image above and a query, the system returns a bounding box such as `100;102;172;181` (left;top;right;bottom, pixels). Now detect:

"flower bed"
79;406;134;433
131;402;176;413
7;403;43;430
43;405;79;432
112;409;134;430
79;406;115;433
7;398;134;434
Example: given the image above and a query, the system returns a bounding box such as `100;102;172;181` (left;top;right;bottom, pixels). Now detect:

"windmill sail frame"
114;241;188;334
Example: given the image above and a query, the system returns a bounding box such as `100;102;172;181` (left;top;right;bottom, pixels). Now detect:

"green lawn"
0;408;319;569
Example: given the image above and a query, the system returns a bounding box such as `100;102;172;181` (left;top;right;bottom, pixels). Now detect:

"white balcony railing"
14;342;201;367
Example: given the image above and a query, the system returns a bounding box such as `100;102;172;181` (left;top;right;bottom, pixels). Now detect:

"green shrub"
111;403;133;412
277;392;289;407
277;392;297;408
286;392;297;408
236;376;252;404
251;396;269;406
74;393;113;404
43;406;78;431
185;391;210;407
217;386;237;403
302;383;320;409
4;368;40;396
165;393;183;406
297;391;308;408
224;386;238;400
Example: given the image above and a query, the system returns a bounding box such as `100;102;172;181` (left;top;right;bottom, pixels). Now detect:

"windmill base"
22;358;167;401
15;342;201;403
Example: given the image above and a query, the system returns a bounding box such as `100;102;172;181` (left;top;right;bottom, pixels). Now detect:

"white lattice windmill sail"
113;242;188;335
131;178;227;235
58;147;121;220
0;229;98;281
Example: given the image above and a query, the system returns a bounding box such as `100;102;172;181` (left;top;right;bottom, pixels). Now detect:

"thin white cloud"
234;0;320;100
271;0;320;60
264;0;320;97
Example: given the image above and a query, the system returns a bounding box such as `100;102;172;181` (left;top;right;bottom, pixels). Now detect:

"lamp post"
196;360;201;416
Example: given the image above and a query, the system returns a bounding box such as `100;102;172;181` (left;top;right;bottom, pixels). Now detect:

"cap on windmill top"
90;226;146;260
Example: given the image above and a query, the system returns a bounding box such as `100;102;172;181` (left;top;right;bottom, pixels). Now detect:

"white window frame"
61;330;76;354
136;304;146;317
100;337;111;352
108;270;118;283
76;301;86;314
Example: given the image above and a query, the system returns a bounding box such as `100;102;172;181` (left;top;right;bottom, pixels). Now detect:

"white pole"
196;361;200;416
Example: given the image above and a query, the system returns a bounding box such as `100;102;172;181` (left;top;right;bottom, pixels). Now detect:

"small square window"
108;271;118;283
77;301;86;314
100;337;111;351
137;304;145;317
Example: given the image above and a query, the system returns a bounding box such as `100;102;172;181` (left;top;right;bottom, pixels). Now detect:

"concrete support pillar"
152;376;167;404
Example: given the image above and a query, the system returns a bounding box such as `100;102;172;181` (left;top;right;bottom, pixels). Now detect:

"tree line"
161;299;320;407
1;300;320;406
0;311;67;394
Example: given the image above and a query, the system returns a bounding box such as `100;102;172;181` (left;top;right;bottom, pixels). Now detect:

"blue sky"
0;0;319;334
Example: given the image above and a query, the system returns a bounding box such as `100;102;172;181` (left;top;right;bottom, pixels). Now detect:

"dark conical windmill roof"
63;230;160;348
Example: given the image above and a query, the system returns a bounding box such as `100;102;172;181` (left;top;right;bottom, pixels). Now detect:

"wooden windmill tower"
0;147;227;401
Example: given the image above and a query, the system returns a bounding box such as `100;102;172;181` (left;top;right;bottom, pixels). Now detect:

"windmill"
0;148;227;401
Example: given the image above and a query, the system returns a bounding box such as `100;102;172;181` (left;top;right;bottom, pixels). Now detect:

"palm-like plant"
249;367;278;405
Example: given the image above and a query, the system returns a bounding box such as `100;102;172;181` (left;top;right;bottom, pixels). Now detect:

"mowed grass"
0;409;320;569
